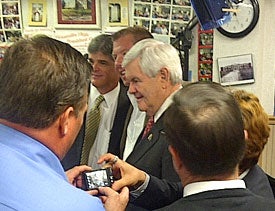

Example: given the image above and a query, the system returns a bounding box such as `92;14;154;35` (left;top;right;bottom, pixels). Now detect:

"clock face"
217;0;260;38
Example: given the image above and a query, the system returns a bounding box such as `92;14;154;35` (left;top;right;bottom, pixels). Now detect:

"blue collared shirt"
0;124;104;211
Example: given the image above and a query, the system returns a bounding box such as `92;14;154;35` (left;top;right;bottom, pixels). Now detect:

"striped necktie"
80;95;105;165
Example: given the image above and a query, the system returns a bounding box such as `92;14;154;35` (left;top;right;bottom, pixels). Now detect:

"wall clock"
217;0;260;38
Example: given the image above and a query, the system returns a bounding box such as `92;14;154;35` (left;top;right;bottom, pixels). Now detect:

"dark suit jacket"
126;113;180;182
61;83;130;170
243;164;274;199
155;188;275;211
125;113;180;211
132;175;182;210
132;165;275;210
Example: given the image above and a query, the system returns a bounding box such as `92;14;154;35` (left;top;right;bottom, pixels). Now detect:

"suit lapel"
126;117;165;164
119;104;133;157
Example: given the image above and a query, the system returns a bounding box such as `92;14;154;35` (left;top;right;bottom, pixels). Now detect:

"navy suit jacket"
155;188;275;211
61;83;130;170
126;113;180;182
243;164;274;199
132;164;274;210
125;113;180;211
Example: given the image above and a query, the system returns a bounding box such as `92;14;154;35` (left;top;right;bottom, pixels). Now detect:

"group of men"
0;26;275;210
61;27;182;210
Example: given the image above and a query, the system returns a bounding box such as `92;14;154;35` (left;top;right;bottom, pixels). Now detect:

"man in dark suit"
99;82;275;210
61;34;130;170
111;26;153;161
121;38;183;182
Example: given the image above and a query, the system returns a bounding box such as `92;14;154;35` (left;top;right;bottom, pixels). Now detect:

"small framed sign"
28;0;47;26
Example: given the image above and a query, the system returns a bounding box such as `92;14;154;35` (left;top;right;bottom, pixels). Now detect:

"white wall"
20;0;274;114
212;0;275;115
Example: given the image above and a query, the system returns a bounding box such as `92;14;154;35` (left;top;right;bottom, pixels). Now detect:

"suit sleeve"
132;175;183;210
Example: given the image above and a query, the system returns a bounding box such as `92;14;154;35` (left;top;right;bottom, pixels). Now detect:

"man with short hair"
122;38;182;181
112;26;154;161
61;34;130;170
0;36;128;211
99;82;275;210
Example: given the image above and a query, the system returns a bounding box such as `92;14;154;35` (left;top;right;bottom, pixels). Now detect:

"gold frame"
54;0;101;29
108;0;128;27
28;0;47;26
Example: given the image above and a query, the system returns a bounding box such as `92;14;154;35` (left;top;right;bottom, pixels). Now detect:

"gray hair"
122;38;182;84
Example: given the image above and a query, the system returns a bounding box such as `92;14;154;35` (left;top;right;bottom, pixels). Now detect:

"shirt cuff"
130;173;150;199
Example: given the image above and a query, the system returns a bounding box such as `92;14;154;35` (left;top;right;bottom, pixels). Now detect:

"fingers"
86;189;99;196
98;187;119;198
119;186;130;200
102;156;118;169
111;179;127;191
66;165;92;175
66;165;92;185
98;186;129;204
97;153;116;164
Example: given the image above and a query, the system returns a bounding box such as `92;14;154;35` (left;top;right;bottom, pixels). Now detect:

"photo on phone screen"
83;168;114;190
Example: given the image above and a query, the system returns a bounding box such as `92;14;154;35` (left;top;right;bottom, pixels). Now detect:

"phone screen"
83;168;113;190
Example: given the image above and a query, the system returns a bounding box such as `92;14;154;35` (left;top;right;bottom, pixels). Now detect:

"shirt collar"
184;179;246;197
239;168;250;179
154;87;181;122
89;83;120;109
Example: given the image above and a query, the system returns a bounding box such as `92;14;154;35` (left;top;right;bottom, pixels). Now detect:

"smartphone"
82;168;114;191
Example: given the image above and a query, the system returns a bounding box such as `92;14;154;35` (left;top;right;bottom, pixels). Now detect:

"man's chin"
136;101;146;112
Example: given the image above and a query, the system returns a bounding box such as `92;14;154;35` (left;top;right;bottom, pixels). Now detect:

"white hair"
122;38;182;84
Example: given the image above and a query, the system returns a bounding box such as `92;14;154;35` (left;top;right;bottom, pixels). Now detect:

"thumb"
119;186;129;199
111;180;128;191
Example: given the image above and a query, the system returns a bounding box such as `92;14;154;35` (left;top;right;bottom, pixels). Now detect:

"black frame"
217;0;260;38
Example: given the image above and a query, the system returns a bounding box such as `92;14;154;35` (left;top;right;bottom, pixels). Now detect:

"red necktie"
142;116;154;139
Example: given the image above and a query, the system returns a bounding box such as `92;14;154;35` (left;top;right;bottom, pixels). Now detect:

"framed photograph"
28;0;47;26
108;0;128;26
218;54;255;86
54;0;100;29
2;2;19;15
0;0;23;43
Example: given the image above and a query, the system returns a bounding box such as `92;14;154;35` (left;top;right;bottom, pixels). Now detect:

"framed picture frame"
0;0;23;43
53;0;100;29
28;0;47;26
218;54;255;86
108;0;128;27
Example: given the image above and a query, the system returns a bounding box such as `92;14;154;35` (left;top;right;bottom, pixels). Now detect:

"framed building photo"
218;54;255;86
28;0;47;26
54;0;100;29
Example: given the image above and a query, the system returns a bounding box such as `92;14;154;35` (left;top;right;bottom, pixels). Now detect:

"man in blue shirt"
0;36;128;211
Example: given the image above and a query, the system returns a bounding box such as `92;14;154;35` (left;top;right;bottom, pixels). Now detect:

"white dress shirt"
123;92;146;160
88;83;120;169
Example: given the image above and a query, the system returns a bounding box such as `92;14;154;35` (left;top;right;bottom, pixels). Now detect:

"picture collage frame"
0;0;22;43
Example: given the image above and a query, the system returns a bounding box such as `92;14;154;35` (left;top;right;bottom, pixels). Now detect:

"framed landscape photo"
28;0;47;26
218;54;255;86
54;0;100;29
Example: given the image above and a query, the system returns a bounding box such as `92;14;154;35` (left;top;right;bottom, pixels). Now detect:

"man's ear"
169;145;182;171
59;106;74;136
159;68;170;81
244;130;248;140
